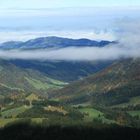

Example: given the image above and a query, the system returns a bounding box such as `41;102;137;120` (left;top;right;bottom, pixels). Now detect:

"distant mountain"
0;60;66;97
50;59;140;106
0;36;115;50
0;41;23;49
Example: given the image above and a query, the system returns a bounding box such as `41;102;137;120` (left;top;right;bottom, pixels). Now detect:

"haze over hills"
0;36;114;82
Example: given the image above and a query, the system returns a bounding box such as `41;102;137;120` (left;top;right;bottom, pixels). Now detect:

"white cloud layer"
0;46;139;61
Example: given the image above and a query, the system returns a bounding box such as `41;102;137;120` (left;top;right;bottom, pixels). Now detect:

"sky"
0;0;140;9
0;1;140;61
0;0;140;42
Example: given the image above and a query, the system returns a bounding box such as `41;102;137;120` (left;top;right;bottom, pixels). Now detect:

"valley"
0;37;139;129
0;56;140;128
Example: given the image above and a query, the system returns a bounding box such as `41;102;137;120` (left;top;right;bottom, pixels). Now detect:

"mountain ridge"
0;36;115;50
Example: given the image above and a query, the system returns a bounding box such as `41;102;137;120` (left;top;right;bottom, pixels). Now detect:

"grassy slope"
78;108;103;121
128;111;140;117
26;94;39;101
0;60;66;96
0;119;19;128
51;59;140;106
1;106;30;118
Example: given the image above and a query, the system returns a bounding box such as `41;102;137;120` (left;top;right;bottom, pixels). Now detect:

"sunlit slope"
0;60;66;96
51;59;140;106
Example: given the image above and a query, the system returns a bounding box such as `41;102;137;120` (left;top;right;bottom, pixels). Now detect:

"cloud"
0;19;140;61
115;19;140;48
0;45;139;61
